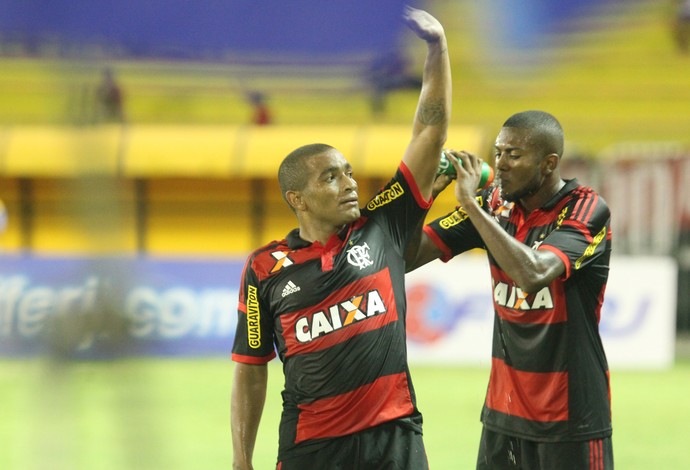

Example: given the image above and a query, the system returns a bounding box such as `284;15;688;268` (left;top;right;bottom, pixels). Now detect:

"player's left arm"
400;6;451;201
447;152;566;293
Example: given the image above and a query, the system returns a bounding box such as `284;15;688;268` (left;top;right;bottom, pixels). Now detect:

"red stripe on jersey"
295;371;414;443
491;265;567;324
571;188;588;218
280;268;398;357
582;193;598;225
251;242;322;281
423;224;454;262
399;161;433;209
538;244;572;279
595;282;606;324
560;218;595;242
572;189;599;225
516;210;555;243
320;230;344;272
486;358;569;422
232;351;276;364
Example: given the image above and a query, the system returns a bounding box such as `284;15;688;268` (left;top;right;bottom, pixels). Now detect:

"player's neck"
298;222;344;246
520;177;565;215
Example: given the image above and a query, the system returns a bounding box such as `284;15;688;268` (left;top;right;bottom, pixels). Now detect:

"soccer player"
231;7;451;470
407;110;614;469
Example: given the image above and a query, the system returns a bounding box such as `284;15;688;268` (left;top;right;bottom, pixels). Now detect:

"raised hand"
403;6;445;43
447;150;484;206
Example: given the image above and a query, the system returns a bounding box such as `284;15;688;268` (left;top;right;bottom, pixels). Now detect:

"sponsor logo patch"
575;225;607;269
270;251;294;273
366;182;404;211
439;208;469;229
281;280;301;298
246;285;261;348
294;290;387;343
440;196;484;229
493;282;554;310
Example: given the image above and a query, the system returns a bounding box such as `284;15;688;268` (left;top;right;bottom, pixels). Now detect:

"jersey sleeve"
360;162;432;252
231;256;277;364
538;188;612;280
423;190;490;261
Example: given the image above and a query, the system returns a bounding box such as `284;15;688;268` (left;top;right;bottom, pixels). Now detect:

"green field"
2;358;689;469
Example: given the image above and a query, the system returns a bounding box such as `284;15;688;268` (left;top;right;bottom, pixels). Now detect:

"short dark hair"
503;110;564;158
278;143;335;204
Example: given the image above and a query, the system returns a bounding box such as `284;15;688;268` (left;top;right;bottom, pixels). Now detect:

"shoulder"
244;239;291;281
362;164;430;215
558;183;610;229
567;184;609;214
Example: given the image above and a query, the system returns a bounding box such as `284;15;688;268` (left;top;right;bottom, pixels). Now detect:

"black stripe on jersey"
483;403;612;443
482;410;567;442
482;405;612;443
493;321;567;373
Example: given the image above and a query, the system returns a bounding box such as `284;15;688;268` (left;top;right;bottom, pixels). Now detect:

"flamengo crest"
346;243;373;270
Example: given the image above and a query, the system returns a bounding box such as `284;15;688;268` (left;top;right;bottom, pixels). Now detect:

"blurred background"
0;0;688;469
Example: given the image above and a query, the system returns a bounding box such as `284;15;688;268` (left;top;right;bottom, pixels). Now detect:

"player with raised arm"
231;7;451;470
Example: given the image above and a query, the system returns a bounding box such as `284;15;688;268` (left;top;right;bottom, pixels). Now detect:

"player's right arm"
231;363;268;470
404;173;454;271
400;7;451;202
405;229;444;272
230;256;277;469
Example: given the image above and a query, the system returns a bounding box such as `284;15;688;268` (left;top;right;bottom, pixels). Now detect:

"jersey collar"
541;178;579;211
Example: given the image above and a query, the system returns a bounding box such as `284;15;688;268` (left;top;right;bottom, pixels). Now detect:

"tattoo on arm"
417;99;446;126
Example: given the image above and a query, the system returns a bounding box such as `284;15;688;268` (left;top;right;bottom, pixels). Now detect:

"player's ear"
286;190;305;212
543;153;559;175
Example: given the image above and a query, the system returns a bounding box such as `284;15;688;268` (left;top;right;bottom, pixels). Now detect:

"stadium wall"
0;124;485;256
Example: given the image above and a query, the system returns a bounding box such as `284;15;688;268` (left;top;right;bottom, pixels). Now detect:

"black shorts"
277;421;428;470
477;427;613;470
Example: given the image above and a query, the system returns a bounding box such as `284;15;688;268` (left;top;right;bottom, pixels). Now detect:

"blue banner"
0;256;243;358
0;254;676;369
0;0;408;62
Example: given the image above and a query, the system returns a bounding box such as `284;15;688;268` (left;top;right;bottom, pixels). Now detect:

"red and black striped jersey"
425;179;613;442
233;163;431;459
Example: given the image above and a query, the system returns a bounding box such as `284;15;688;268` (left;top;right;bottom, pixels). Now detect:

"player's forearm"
406;36;451;198
461;199;560;293
231;363;268;470
413;35;451;141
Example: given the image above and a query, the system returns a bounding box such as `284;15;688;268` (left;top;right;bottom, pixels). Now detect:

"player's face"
301;149;360;227
494;127;546;203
